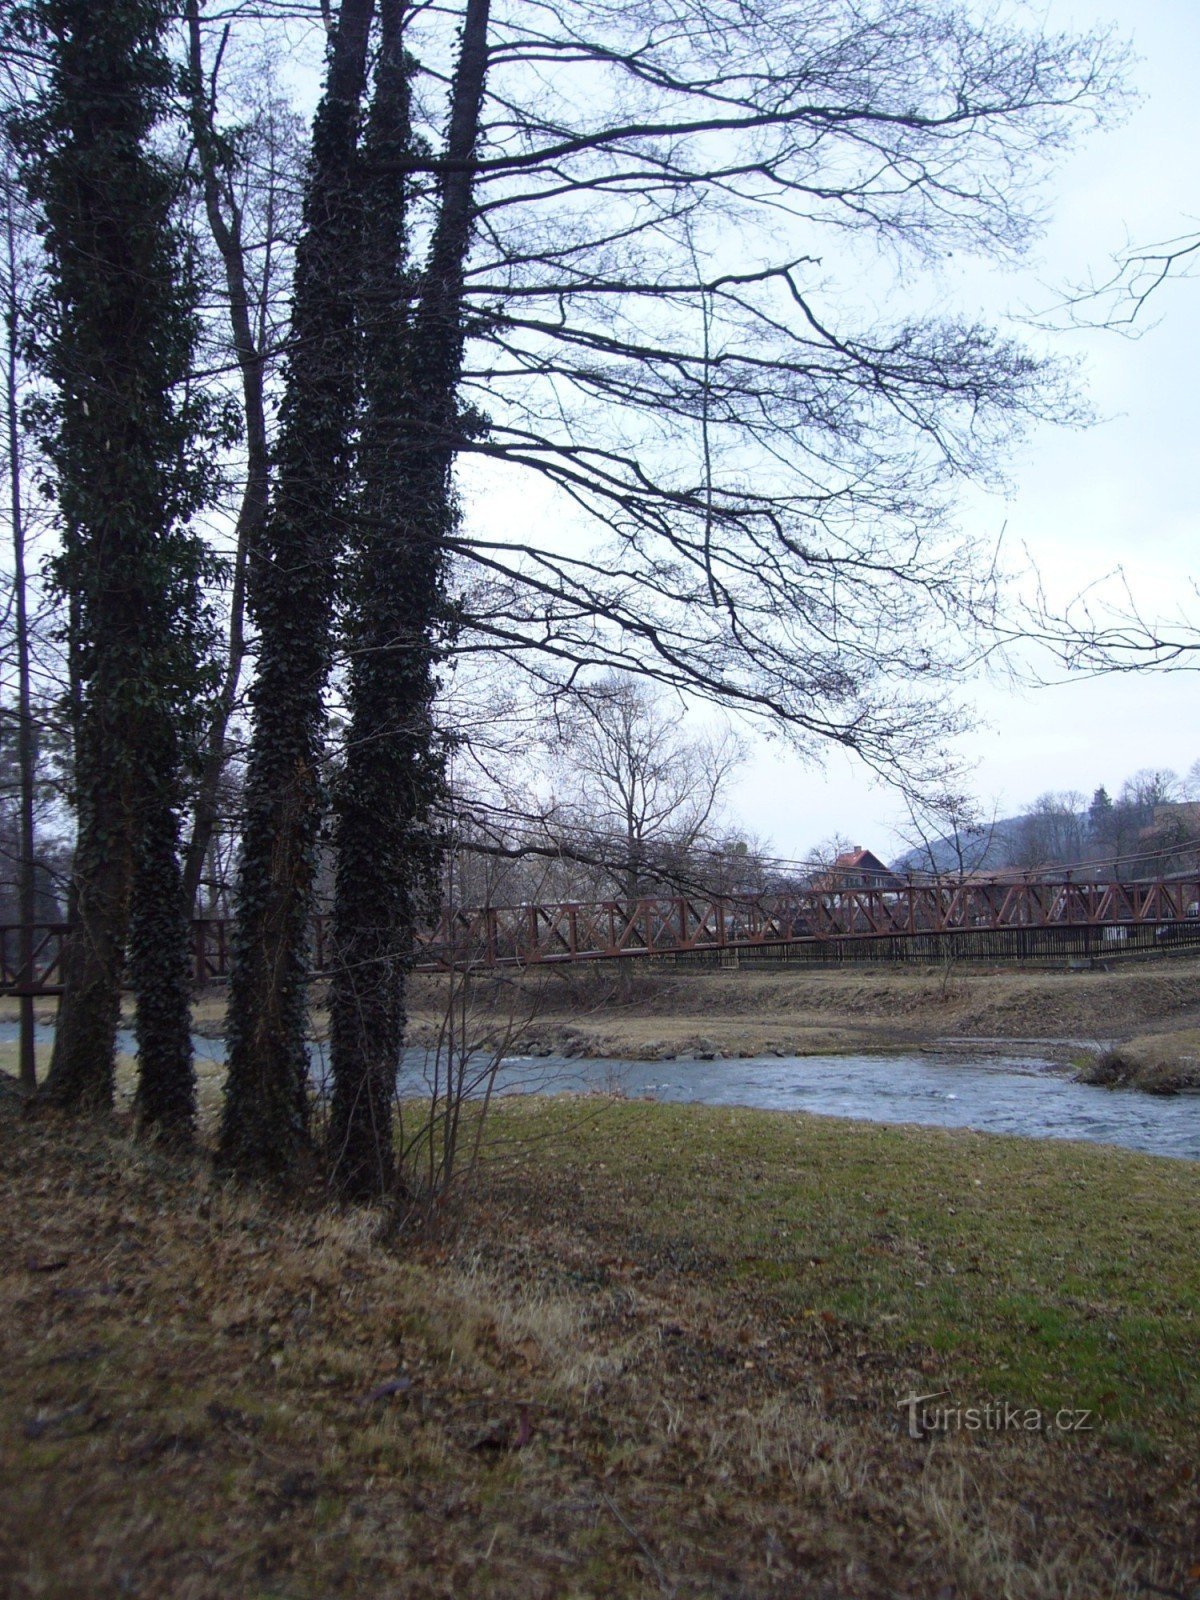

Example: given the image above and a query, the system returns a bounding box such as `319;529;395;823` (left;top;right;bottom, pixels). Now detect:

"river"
6;1023;1197;1162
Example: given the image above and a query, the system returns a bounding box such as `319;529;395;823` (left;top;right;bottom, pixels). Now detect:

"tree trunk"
181;0;270;916
328;0;491;1197
3;196;36;1091
43;762;133;1113
219;0;376;1183
130;743;195;1140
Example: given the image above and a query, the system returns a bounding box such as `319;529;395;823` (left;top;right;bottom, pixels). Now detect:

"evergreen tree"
1087;785;1113;846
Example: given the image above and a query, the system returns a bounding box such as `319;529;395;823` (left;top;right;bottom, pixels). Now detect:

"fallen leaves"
2;1108;1198;1600
362;1375;412;1404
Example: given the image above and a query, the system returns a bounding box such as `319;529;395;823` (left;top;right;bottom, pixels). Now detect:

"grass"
1079;1029;1200;1093
2;1094;1199;1598
489;1100;1200;1433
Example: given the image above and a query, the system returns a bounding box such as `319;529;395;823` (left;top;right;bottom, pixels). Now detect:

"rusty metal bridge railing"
4;875;1200;995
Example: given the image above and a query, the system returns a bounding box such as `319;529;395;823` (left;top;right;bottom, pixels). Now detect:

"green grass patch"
478;1097;1200;1438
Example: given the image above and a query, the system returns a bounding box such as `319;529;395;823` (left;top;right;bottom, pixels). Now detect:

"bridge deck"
3;876;1199;994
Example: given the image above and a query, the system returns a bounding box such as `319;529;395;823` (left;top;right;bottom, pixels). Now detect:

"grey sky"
183;0;1200;863
727;0;1200;861
15;1;1181;869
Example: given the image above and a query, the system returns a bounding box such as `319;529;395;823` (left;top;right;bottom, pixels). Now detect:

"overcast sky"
206;0;1200;866
204;2;1200;868
716;0;1200;863
13;2;1195;878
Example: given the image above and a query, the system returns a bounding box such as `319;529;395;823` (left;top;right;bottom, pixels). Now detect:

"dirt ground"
399;956;1200;1063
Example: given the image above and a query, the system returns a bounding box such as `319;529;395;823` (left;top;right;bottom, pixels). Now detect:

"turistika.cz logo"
898;1391;1096;1441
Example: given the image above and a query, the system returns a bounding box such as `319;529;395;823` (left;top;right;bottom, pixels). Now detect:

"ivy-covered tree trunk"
130;728;196;1137
328;0;490;1197
44;753;134;1113
130;821;196;1133
328;0;428;1198
15;0;219;1126
218;0;376;1183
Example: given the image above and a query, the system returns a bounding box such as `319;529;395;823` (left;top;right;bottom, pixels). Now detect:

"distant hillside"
890;817;1026;876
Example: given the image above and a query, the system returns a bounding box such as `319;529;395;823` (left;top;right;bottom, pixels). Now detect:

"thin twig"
596;1484;676;1598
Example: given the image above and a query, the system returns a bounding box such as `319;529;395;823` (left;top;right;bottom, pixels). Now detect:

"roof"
830;847;894;876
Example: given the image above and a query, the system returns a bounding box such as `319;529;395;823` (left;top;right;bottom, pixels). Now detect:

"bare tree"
413;0;1123;790
551;674;744;902
1054;228;1200;334
181;6;305;915
1010;791;1086;871
0;137;38;1089
890;787;1006;882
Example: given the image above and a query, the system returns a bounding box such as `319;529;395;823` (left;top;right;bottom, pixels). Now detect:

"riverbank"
9;957;1200;1079
12;956;1200;1054
3;1098;1199;1597
1079;1028;1200;1093
388;959;1200;1083
398;959;1200;1061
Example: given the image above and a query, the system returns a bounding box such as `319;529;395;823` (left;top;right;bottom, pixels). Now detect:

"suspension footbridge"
4;874;1200;994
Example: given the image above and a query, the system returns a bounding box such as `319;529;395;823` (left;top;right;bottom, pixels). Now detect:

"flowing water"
7;1023;1197;1162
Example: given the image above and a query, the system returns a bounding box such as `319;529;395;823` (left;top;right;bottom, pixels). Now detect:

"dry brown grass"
6;955;1200;1064
396;960;1200;1059
3;1095;1199;1598
1080;1030;1200;1093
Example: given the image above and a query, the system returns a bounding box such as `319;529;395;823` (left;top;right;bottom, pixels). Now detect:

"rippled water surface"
7;1024;1197;1162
